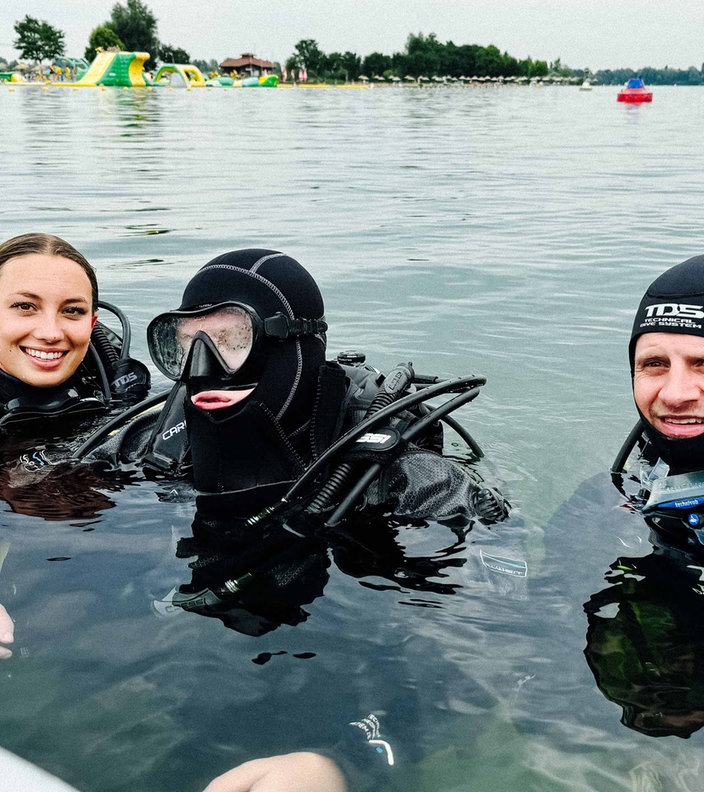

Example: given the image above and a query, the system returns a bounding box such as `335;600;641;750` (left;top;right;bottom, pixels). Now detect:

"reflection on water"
3;84;704;789
585;550;704;740
169;498;471;638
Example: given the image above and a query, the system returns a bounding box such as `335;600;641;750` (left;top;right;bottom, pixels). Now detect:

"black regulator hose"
610;419;645;498
324;385;483;527
72;391;169;460
90;301;134;367
306;362;414;515
246;374;486;528
91;323;120;366
611;420;644;475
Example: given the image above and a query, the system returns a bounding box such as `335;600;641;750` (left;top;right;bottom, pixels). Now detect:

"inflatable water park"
0;50;279;89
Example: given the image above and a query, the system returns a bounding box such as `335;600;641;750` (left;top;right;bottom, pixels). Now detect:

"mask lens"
149;305;255;379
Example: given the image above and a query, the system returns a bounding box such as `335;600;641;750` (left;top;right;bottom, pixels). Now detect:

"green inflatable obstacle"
56;51;150;87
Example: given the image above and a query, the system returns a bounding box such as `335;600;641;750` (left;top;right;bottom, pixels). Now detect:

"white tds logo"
112;372;138;389
645;303;704;319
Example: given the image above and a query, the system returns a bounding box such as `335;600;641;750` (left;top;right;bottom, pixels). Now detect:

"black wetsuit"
84;359;507;527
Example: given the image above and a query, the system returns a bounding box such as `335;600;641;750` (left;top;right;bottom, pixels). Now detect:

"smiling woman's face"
0;254;97;388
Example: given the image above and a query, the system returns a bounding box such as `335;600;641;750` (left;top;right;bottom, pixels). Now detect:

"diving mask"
149;304;256;382
148;302;328;384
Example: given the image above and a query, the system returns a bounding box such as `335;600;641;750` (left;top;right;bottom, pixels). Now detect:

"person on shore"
85;247;508;527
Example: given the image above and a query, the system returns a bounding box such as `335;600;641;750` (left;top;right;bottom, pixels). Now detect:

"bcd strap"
142;382;190;475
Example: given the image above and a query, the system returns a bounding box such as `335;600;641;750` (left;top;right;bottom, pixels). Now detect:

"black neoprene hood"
177;249;333;500
179;249;325;322
178;248;327;414
631;254;704;363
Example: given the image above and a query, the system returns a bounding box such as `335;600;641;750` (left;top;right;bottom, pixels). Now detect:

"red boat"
617;77;653;103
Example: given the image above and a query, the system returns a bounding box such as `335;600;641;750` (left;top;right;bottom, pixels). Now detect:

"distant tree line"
83;0;182;71
594;66;704;86
285;33;550;81
11;15;66;63
6;5;704;87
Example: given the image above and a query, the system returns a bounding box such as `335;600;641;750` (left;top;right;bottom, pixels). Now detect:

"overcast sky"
1;0;702;71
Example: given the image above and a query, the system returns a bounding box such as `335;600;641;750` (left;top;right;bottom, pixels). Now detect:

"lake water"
2;82;704;791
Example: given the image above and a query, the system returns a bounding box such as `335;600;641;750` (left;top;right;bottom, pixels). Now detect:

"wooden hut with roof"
219;53;275;78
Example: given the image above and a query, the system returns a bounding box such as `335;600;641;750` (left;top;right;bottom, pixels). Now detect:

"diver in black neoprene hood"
83;248;508;526
151;248;332;505
612;254;704;551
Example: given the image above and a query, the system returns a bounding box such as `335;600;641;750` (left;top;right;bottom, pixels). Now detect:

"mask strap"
263;314;328;340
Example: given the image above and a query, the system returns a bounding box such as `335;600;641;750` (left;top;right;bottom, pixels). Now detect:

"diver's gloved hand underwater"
80;248;510;528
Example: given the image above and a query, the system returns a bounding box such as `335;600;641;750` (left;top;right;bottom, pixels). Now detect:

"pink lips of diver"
190;389;253;411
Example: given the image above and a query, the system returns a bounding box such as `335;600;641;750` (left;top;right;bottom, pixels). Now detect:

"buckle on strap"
264;313;328;340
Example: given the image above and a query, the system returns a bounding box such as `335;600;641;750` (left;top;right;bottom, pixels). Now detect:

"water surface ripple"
2;83;704;791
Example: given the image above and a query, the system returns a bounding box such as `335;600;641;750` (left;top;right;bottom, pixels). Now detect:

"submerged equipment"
76;353;490;527
77;352;498;617
247;355;487;529
0;301;150;428
585;553;704;738
612;423;704;547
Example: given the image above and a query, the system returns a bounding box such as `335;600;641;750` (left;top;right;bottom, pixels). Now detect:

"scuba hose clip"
304;362;415;518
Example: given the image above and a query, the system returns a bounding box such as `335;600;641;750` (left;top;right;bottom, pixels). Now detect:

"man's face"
634;332;704;439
